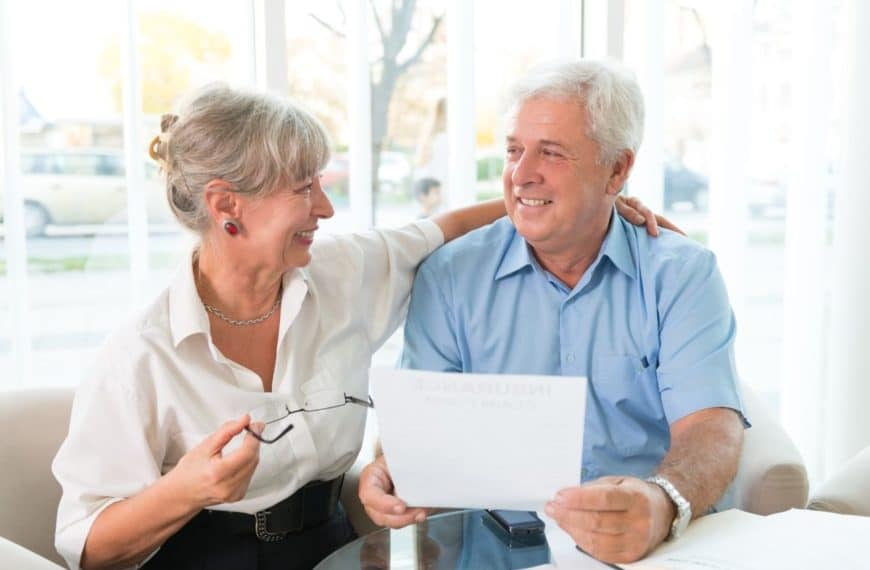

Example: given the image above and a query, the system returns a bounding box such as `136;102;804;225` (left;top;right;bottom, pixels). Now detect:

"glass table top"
315;509;552;570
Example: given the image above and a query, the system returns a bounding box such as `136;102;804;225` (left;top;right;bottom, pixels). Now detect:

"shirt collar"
169;249;311;348
493;207;637;283
598;207;637;280
494;226;536;281
169;250;210;347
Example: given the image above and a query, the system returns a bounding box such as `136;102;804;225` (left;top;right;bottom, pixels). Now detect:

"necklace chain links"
203;295;281;327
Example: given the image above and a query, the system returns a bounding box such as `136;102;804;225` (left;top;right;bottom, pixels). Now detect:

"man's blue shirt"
400;209;746;485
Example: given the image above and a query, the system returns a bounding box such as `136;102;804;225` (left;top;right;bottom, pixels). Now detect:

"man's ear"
605;150;636;196
202;179;241;222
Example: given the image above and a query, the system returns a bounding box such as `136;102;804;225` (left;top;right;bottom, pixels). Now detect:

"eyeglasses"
244;393;374;444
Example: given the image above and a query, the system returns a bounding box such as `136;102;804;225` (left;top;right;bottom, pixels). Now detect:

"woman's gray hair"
504;59;644;165
148;83;331;233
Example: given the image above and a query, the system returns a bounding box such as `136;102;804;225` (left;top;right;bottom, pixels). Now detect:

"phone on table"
484;509;545;536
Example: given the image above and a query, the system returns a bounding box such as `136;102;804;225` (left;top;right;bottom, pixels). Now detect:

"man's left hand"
545;476;676;564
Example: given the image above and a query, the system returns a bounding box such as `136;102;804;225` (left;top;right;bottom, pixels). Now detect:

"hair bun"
160;113;180;133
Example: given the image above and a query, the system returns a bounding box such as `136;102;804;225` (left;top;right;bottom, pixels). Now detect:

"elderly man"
359;59;746;564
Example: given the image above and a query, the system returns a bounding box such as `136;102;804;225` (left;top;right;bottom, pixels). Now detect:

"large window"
2;0;250;385
622;0;845;416
285;1;350;224
620;0;850;479
1;0;861;480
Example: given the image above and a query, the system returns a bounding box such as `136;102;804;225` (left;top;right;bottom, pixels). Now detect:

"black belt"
205;475;344;542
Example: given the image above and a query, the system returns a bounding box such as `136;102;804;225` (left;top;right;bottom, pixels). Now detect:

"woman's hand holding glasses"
169;415;262;509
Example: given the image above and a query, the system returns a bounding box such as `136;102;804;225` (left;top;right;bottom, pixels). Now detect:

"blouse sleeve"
52;334;163;570
338;219;444;350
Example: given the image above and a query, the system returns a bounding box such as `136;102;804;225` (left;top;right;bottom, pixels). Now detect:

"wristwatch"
646;475;692;541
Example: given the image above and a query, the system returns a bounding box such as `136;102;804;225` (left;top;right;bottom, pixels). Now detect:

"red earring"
223;220;240;236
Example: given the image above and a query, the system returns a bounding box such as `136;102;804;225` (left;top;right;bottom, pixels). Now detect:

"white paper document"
534;508;870;570
619;508;870;570
370;368;586;511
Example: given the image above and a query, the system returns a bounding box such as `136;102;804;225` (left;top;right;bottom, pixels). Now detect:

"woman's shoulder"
309;219;442;268
83;290;174;393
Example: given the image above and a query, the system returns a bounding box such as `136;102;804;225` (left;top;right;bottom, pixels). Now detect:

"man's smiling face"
503;96;620;257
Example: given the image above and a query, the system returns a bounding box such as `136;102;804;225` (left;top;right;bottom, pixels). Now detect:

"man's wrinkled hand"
545;476;676;564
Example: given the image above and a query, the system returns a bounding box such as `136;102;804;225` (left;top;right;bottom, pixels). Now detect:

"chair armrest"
807;446;870;516
0;536;64;570
728;385;809;514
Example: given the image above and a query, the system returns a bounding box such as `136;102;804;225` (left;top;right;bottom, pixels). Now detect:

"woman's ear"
605;150;636;196
202;179;241;222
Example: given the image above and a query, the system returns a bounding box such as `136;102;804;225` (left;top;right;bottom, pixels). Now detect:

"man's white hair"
504;59;645;165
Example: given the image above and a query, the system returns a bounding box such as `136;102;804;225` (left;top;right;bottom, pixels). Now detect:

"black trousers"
142;503;357;570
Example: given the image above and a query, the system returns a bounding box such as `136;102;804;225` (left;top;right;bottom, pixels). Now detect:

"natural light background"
1;0;867;486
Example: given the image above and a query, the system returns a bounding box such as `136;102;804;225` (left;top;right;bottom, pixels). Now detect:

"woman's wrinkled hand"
171;415;261;509
615;195;686;237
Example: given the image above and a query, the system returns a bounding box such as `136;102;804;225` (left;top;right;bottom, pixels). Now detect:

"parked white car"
0;148;172;237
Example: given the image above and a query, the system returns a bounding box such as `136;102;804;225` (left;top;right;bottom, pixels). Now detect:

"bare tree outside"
310;0;444;223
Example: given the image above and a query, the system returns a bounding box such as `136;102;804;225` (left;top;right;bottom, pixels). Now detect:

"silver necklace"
203;294;281;326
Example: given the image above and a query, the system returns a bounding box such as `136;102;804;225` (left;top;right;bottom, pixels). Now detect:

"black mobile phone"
484;509;545;536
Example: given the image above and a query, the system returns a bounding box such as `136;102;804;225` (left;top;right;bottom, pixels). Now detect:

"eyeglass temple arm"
245;423;294;444
344;394;375;408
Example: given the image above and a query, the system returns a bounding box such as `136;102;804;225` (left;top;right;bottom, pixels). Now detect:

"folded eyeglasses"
244;393;374;444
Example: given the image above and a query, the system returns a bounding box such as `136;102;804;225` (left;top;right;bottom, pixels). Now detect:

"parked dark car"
664;158;708;211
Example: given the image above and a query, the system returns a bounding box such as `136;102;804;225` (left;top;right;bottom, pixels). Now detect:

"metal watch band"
646;475;692;541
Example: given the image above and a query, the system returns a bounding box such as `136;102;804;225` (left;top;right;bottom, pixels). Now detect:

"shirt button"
566;353;575;363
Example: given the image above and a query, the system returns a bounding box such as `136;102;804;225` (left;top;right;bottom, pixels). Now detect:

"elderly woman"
52;84;667;570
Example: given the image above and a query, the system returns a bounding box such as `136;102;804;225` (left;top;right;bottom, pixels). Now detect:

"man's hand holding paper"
545;476;675;564
358;454;430;528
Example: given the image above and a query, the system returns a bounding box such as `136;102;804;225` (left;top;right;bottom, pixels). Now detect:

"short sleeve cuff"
56;497;132;570
659;369;751;428
410;218;445;254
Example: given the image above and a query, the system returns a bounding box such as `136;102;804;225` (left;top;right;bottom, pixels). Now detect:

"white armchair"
0;387;72;568
807;445;870;516
728;382;809;514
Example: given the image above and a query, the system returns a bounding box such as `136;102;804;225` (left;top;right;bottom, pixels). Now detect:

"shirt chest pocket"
591;354;664;453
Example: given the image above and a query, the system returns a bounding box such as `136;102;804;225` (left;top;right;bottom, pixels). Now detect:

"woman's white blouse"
52;220;443;569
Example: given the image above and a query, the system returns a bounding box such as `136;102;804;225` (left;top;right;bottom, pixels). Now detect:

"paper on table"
760;509;870;569
370;368;586;511
619;508;870;570
619;510;772;570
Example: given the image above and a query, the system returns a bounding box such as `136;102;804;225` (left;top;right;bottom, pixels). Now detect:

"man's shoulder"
420;216;515;274
624;220;716;275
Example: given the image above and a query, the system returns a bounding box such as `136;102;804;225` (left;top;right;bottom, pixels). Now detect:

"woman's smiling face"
239;174;335;271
